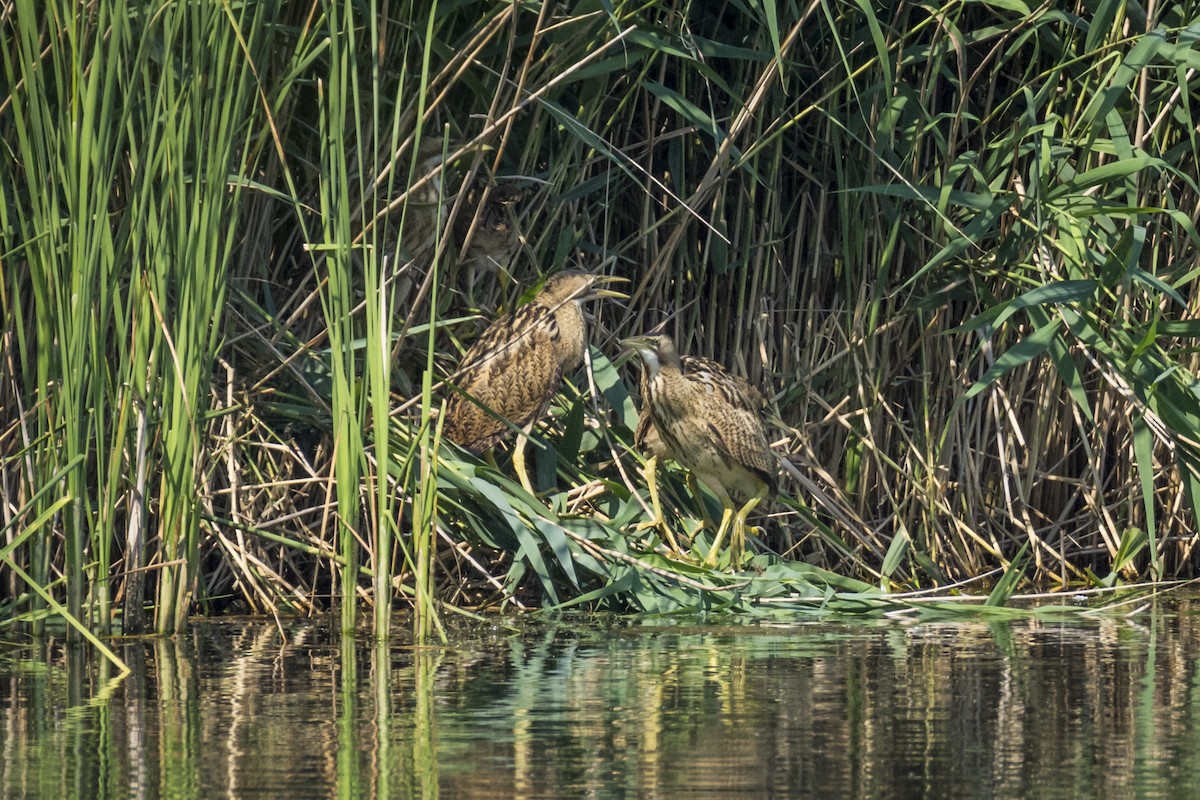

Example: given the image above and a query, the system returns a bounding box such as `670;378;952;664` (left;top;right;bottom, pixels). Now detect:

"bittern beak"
618;334;664;372
586;275;630;301
619;334;656;352
618;334;662;360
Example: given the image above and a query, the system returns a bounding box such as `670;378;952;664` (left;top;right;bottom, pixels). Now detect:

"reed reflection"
1;608;1200;799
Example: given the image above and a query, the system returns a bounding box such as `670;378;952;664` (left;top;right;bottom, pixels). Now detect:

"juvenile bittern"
634;355;765;554
626;334;776;567
392;138;456;270
453;183;524;287
392;139;519;279
443;271;627;494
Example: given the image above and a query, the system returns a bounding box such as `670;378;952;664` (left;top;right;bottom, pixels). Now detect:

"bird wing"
684;356;765;414
704;407;778;490
634;366;654;447
686;369;778;491
637;355;762;462
637;357;722;450
444;304;564;452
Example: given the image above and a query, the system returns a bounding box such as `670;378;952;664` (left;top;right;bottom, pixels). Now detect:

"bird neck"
549;298;587;367
658;347;684;375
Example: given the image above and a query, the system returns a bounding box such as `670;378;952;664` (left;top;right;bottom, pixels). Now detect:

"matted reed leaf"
558;172;626;207
762;560;877;595
1178;457;1200;539
848;0;891;90
1086;526;1149;588
539;99;642;187
624;29;697;61
1082;30;1168;124
760;0;784;77
975;0;1034;14
880;529;910;585
985;545;1029;607
1045;157;1164;200
589;347;637;433
1132;418;1160;578
555;398;587;466
533;519;580;588
548;570;640;611
855;183;995;211
1129;266;1186;307
561;54;651;85
1048;338;1093;422
902;203;1010;286
1060;308;1123;362
1082;0;1124;53
473;479;560;605
1146;320;1200;338
691;36;772;63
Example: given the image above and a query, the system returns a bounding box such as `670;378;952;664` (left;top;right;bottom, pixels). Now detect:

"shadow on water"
4;600;1200;799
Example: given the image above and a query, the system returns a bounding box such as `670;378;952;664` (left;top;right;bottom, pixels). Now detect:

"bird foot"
633;517;691;558
632;516;665;533
664;549;702;565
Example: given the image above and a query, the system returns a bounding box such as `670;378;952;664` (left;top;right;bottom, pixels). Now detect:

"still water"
3;602;1200;799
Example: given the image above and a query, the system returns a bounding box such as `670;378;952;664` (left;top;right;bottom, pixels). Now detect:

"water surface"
3;601;1200;799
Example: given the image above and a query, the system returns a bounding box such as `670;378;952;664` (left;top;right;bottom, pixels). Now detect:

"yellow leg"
729;485;769;567
686;474;716;532
512;425;536;496
634;456;684;554
703;499;737;568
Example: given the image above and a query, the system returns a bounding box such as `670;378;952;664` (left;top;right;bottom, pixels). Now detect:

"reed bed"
3;0;1200;658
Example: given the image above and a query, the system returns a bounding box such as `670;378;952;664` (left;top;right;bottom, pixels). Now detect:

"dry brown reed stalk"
8;1;1200;633
213;0;1200;609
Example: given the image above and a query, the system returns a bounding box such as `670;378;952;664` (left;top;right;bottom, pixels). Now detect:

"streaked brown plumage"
390;141;521;278
443;271;627;493
633;354;766;554
627;335;776;567
635;355;764;460
453;183;524;284
394;138;453;269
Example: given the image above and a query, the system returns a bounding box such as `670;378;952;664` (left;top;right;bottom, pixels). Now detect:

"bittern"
626;334;776;567
392;139;519;276
443;271;627;494
453;183;524;288
634;355;765;554
392;138;455;270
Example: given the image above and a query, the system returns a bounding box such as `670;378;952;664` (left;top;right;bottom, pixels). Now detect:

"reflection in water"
3;604;1200;799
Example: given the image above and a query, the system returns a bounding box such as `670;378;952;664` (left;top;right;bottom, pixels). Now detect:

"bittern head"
621;333;683;375
540;270;629;306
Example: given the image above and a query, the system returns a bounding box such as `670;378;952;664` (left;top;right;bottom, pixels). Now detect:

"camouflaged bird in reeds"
635;354;766;468
443;271;626;454
634;335;777;499
453;183;523;279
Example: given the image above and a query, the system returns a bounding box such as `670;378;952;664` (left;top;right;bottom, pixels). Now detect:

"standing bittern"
626;334;776;567
443;271;627;494
634;354;765;555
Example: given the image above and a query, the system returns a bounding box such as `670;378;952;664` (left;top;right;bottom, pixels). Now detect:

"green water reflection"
4;603;1200;799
